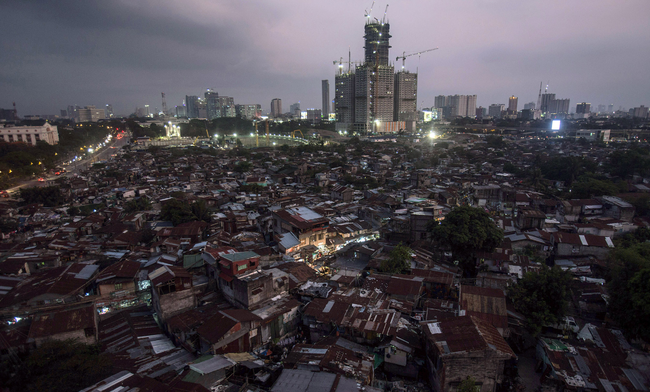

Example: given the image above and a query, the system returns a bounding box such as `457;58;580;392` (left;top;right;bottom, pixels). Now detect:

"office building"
105;104;114;118
322;80;330;119
608;104;614;113
218;96;235;117
508;96;518;114
271;98;282;118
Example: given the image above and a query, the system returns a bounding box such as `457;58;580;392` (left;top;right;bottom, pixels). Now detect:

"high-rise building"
271;98;282;117
77;106;106;122
489;104;505;119
523;102;536;110
322;80;330;119
548;98;570;114
185;95;199;118
105;104;114;118
632;105;649;118
235;104;261;120
508;96;518;113
205;90;220;119
576;102;591;114
608;104;614;113
434;95;448;109
218;96;235;117
307;109;322;122
434;95;476;118
540;93;556;113
335;73;355;128
394;71;418;127
289;102;301;118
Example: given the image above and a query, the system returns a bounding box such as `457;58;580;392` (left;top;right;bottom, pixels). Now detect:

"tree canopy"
606;240;650;341
0;339;114;392
507;266;572;336
429;206;503;276
380;243;412;274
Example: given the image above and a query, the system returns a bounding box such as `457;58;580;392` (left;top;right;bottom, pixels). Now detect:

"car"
38;178;45;182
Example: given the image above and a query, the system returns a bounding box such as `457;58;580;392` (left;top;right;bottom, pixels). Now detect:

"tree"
380;243;412;274
190;199;211;223
606;242;650;341
0;339;114;392
507;266;572;336
160;198;197;226
429;206;503;276
458;376;478;392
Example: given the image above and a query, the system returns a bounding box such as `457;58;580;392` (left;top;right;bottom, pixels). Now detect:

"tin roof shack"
79;370;191;392
536;331;649;392
196;309;263;355
28;303;97;347
220;268;289;310
331;185;354;203
284;343;375;385
423;316;516;392
271;369;363;392
514;207;546;231
598;196;635;222
95;260;141;298
551;232;614;259
0;263;98;314
271;206;329;252
460;286;509;337
252;296;302;343
149;265;196;321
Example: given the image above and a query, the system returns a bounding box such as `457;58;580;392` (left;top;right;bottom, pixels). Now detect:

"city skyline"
1;0;648;116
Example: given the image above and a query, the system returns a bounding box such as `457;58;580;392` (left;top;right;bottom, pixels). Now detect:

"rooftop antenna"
348;46;351;73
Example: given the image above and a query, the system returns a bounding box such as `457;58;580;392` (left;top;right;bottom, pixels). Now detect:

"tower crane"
364;1;375;19
333;58;356;75
396;47;438;70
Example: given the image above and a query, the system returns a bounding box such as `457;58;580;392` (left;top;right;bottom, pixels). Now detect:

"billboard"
551;120;561;131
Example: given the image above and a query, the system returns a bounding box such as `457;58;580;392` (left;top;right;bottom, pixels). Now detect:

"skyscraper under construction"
335;16;418;134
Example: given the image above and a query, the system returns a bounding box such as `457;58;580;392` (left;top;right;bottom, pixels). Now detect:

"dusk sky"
1;0;649;116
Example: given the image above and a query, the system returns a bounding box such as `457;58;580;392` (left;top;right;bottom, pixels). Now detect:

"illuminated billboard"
422;110;433;122
329;113;336;121
551;120;561;131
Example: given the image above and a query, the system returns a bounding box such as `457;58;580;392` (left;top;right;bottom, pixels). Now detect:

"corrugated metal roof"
189;355;235;375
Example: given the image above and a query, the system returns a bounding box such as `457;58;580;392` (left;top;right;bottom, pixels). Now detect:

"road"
3;131;130;196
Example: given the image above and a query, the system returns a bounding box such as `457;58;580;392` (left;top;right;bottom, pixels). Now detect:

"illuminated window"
114;283;123;290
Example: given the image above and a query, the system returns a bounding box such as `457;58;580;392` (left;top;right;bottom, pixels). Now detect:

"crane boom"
396;47;438;69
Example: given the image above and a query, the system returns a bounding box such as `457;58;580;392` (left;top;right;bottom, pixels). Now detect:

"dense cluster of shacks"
1;134;650;392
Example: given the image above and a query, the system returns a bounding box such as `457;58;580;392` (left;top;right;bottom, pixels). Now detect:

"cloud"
0;0;648;115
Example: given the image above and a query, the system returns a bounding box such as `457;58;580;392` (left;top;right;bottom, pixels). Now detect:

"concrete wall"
157;289;196;320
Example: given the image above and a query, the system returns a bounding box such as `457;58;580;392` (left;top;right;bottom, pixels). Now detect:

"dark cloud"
1;0;648;115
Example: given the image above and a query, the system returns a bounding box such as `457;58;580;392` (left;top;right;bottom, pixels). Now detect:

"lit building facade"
0;122;59;145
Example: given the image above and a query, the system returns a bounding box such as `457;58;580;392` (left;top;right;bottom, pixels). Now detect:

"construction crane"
254;119;270;147
292;129;305;139
396;47;438;70
364;0;375;19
